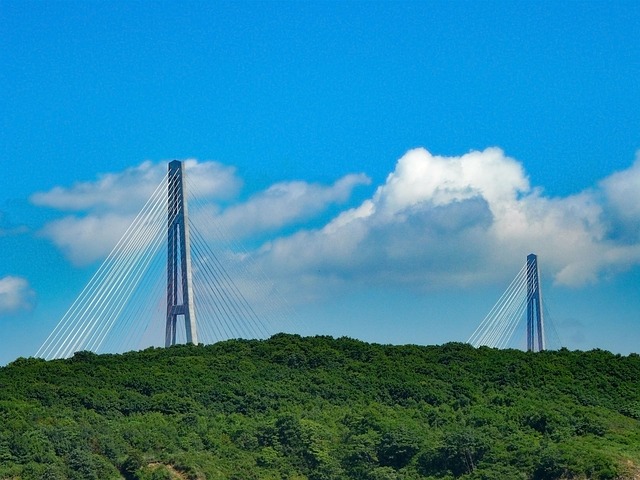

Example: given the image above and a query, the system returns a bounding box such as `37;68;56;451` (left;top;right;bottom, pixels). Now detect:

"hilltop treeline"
1;335;639;479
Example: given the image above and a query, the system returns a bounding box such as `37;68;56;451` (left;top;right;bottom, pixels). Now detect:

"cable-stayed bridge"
36;160;560;360
468;253;561;352
36;161;289;360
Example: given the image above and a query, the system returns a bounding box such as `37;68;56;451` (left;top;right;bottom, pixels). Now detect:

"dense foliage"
1;334;639;479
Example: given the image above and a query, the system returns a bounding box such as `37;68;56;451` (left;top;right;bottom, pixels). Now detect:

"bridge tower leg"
526;253;545;352
166;160;198;347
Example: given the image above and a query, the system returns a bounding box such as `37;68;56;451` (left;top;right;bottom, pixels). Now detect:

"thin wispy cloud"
39;213;139;266
198;174;371;239
31;160;240;212
31;159;369;265
0;276;35;314
0;212;28;237
31;160;243;265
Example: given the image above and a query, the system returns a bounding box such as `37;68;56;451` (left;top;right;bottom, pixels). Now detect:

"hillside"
0;335;639;479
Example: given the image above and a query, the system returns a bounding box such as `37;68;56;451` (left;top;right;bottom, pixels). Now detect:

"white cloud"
31;149;640;296
39;213;138;266
373;147;528;217
31;159;244;265
599;152;640;242
182;159;243;199
0;276;35;314
31;160;241;212
33;159;369;265
253;148;640;292
198;173;371;239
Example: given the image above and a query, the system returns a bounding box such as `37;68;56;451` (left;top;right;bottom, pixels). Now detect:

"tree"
377;428;420;470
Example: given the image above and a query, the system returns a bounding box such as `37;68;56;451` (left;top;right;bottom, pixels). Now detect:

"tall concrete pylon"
526;253;545;352
166;160;198;347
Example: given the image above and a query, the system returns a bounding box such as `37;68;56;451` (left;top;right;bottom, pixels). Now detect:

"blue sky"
1;1;639;364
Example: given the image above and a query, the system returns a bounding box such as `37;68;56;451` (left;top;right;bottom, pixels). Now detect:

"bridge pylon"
468;253;548;351
166;160;198;347
526;253;544;352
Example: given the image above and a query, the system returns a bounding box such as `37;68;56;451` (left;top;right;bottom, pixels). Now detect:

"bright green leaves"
0;336;638;479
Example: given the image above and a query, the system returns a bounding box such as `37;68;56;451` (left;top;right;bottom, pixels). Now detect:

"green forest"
1;334;639;480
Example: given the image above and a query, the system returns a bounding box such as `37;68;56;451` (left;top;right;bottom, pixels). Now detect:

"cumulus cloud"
254;147;640;291
0;276;35;314
599;153;640;243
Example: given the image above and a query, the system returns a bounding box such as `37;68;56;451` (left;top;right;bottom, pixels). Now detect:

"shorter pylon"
526;253;544;352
